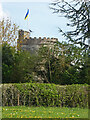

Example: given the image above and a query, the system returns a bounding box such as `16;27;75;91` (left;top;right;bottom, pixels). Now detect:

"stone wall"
17;29;58;53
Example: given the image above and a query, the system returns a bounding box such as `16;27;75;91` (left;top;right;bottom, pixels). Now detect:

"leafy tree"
0;44;2;84
50;0;90;49
12;50;41;83
38;42;88;85
2;44;41;83
50;0;89;84
0;18;19;47
79;51;89;84
51;41;85;84
1;18;19;83
2;42;16;83
37;45;59;83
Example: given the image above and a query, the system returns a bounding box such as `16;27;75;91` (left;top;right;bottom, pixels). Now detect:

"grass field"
2;106;88;118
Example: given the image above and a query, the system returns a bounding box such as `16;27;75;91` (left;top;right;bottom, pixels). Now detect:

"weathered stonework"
17;29;58;53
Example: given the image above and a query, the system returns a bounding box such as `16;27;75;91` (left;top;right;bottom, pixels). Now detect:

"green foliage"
2;83;88;108
79;53;90;84
37;42;88;85
1;18;19;83
1;17;88;84
37;46;56;83
2;41;89;84
12;50;39;83
50;0;90;84
2;42;41;83
2;43;16;83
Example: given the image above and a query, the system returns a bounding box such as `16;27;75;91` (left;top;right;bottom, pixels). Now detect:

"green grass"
2;106;88;118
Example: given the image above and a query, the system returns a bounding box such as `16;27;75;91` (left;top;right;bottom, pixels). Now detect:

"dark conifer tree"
50;0;90;49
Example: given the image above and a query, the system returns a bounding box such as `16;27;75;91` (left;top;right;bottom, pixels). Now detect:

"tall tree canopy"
50;0;89;84
0;18;19;83
0;18;19;46
50;0;90;49
2;42;16;83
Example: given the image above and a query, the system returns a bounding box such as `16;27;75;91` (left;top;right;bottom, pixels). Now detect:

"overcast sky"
0;0;71;42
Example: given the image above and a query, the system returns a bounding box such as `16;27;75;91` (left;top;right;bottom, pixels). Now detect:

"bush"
2;83;88;108
2;43;16;83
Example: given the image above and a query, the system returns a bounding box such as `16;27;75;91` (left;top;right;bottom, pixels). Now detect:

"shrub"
2;83;88;108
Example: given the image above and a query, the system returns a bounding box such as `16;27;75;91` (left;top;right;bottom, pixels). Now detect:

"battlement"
18;29;58;41
18;29;58;53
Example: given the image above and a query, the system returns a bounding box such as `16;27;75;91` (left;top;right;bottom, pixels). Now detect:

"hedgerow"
2;83;88;108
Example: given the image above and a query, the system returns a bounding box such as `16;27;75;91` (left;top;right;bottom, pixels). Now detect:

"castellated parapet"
17;29;58;53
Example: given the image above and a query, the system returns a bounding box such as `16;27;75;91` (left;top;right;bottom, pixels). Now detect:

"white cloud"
0;3;3;19
0;3;9;20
